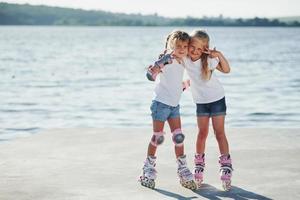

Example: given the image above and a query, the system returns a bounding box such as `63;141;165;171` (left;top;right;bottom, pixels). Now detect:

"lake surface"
0;26;300;139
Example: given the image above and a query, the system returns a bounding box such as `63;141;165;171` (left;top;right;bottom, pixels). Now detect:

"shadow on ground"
154;188;198;200
193;184;272;200
154;184;272;200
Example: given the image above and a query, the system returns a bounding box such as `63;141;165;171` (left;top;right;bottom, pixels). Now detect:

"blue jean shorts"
150;100;180;122
196;97;227;117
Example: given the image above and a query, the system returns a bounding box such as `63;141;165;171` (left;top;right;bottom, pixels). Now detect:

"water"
0;26;300;139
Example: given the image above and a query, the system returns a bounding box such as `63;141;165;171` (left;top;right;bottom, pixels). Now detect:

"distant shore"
0;128;299;199
1;3;300;27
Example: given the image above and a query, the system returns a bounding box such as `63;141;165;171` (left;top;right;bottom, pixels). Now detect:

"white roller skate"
219;154;233;191
177;155;197;190
139;156;157;189
194;153;205;188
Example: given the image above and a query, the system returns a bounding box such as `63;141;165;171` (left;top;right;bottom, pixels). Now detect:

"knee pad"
172;129;185;146
150;131;165;147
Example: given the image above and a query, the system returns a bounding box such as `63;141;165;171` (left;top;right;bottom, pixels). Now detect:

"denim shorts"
196;97;227;117
150;100;180;122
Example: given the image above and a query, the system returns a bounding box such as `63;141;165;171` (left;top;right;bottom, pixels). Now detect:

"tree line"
0;3;299;27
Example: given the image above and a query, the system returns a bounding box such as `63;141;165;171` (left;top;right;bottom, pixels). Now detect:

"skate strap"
195;158;205;165
219;159;232;165
178;167;192;177
220;166;233;172
144;167;157;174
219;154;231;164
221;163;232;168
195;166;204;173
195;164;205;169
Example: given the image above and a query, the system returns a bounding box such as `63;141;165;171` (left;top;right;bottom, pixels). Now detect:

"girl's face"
172;40;189;59
188;37;208;61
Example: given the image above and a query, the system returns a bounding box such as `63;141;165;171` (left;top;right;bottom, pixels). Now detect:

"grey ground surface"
0;128;299;200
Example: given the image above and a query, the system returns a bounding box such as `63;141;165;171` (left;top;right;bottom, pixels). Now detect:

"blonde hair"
190;30;211;80
164;30;190;51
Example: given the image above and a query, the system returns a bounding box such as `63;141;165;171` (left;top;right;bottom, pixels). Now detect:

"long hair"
190;30;211;80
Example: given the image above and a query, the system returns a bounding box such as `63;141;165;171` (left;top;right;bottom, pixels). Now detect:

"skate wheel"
140;177;155;189
195;179;203;189
190;180;197;190
181;180;197;190
149;181;155;189
222;180;231;191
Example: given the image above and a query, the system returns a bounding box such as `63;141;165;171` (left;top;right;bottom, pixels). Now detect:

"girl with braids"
184;30;232;191
139;30;196;190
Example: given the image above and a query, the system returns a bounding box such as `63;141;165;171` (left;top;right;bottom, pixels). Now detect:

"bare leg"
167;117;183;158
147;120;165;156
196;116;210;154
211;115;229;155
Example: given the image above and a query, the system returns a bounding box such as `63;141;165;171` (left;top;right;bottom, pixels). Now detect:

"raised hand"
159;50;175;59
158;49;167;59
203;47;220;58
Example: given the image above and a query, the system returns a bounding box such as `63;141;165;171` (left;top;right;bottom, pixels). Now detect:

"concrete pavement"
0;128;299;199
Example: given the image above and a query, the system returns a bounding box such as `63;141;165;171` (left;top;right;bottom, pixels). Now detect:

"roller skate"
194;153;205;188
177;155;197;190
139;156;157;189
219;154;233;191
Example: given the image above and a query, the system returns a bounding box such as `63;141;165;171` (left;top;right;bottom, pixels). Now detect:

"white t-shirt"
185;57;225;104
153;59;185;107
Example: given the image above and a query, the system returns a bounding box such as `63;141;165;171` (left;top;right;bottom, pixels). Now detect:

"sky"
2;0;300;18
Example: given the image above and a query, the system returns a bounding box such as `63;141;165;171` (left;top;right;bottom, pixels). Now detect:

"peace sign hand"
203;47;220;58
